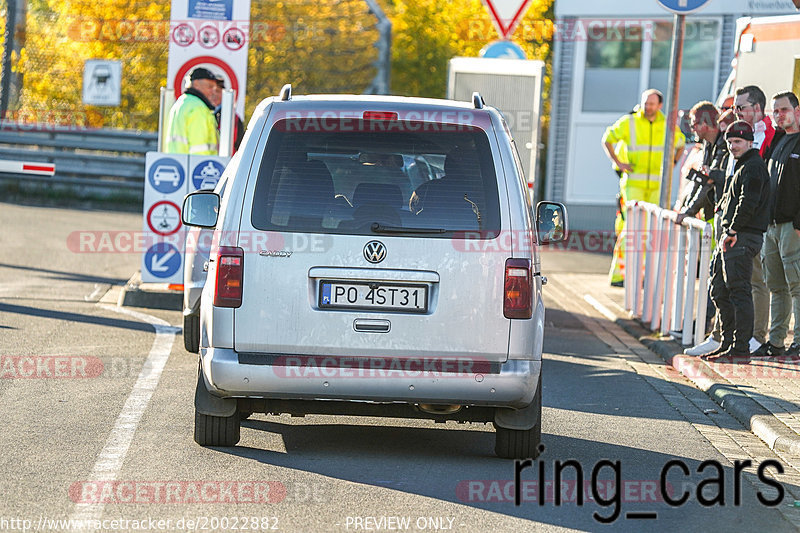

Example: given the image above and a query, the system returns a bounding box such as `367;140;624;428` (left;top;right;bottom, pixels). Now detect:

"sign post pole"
659;13;685;209
655;0;712;209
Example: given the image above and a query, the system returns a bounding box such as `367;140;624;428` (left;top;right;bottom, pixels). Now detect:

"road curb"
118;271;182;311
613;317;800;455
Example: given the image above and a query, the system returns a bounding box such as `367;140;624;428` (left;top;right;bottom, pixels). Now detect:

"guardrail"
0;125;157;195
624;201;713;346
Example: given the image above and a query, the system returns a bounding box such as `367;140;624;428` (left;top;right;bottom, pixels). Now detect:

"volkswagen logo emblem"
363;241;387;263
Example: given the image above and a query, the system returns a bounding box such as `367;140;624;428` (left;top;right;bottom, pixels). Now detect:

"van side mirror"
182;191;220;228
536;201;568;244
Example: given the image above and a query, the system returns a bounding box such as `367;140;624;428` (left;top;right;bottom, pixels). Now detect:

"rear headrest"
444;147;478;179
293;160;334;204
352;183;403;208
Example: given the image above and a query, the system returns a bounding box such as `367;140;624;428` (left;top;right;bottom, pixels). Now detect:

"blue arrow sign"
144;242;182;279
655;0;711;14
480;40;527;60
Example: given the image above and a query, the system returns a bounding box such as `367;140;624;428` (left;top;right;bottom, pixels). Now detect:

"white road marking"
83;284;106;302
68;304;178;525
583;294;618;323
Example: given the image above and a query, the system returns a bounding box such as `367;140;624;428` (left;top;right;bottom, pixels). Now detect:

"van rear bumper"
201;348;540;409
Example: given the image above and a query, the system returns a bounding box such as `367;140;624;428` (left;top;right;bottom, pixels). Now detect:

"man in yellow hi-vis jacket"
602;89;685;286
164;67;220;155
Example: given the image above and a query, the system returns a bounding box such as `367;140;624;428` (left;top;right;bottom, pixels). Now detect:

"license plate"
319;281;428;313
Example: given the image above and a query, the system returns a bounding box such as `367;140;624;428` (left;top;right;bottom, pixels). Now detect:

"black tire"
183;312;200;353
494;376;542;459
194;409;240;446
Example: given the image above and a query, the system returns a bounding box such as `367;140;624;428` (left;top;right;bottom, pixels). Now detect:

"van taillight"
504;258;532;319
213;246;244;308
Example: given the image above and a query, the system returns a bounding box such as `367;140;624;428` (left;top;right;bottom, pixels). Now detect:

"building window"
649;20;719;109
581;19;719;113
582;30;643;113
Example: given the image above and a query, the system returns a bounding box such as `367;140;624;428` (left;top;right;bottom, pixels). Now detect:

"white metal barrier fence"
624;201;714;346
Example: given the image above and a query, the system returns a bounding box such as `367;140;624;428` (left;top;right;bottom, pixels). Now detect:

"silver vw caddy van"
182;87;567;459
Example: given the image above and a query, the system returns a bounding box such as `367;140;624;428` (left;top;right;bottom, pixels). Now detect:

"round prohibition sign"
223;27;246;51
172;23;195;46
198;24;220;49
174;56;239;101
147;200;183;236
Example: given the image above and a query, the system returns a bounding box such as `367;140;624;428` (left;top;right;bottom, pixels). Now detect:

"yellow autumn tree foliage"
8;0;554;131
12;0;381;130
390;0;554;99
14;0;169;129
248;0;378;100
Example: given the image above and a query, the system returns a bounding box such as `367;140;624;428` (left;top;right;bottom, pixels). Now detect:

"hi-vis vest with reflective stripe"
602;109;685;188
164;93;219;155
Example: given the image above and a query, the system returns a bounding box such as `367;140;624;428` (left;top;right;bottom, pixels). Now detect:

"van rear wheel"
494;375;542;459
183;312;200;353
494;422;541;459
194;410;240;446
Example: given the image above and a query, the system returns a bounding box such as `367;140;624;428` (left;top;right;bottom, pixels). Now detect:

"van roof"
258;93;491;112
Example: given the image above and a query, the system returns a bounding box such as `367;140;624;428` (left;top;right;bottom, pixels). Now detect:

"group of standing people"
603;86;800;362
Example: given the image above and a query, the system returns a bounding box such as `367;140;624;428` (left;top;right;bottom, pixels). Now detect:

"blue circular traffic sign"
191;159;225;190
148;157;185;194
144;242;182;279
480;40;526;60
655;0;711;14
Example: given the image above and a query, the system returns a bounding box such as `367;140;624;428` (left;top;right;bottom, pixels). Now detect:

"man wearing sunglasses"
734;86;775;159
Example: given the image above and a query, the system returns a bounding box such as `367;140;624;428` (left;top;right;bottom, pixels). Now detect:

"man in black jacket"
679;107;734;356
704;121;770;361
752;92;800;357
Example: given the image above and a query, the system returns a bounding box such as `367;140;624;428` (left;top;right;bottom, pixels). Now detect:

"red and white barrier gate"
0;160;55;176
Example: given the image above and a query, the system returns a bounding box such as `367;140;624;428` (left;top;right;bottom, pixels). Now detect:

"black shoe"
751;342;785;357
700;345;731;359
705;347;751;363
787;343;800;357
610;280;624;288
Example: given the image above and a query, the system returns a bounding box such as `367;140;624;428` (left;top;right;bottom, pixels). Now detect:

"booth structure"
546;0;799;231
447;57;545;200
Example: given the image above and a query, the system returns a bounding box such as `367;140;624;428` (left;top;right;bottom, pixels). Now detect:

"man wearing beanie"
704;121;770;361
733;85;772;349
164;67;220;155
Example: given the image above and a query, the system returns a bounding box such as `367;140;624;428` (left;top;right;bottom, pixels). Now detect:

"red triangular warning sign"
482;0;533;39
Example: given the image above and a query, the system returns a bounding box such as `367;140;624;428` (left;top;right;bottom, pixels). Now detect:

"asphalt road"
0;202;797;532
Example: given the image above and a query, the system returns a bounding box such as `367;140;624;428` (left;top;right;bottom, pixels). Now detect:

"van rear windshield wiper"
371;223;447;234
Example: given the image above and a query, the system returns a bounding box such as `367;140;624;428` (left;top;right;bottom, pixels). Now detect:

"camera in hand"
687;168;709;184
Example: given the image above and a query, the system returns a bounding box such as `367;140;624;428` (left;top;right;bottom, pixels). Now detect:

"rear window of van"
250;119;501;238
